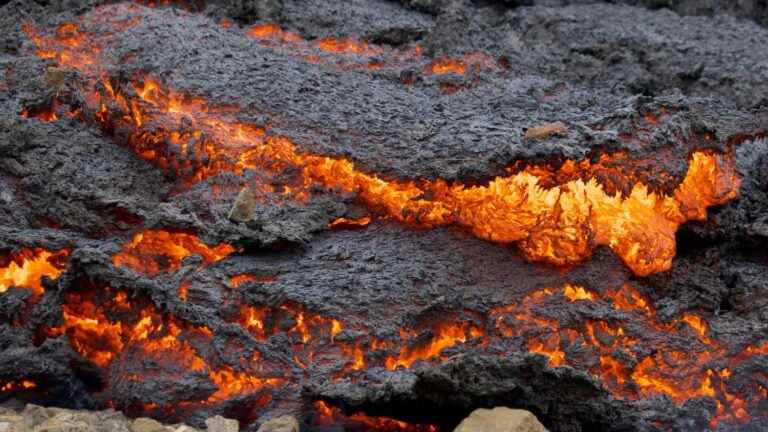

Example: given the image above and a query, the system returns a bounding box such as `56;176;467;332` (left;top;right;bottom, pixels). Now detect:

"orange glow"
313;401;438;432
528;333;566;367
21;100;60;122
52;288;279;400
22;23;100;69
231;303;343;345
112;230;236;276
605;284;653;315
428;57;466;75
248;23;301;42
19;11;765;429
316;38;379;56
563;284;596;301
342;345;365;371
329;216;372;229
490;283;766;426
0;380;37;392
385;321;482;370
25;22;741;276
230;273;276;287
0;248;69;296
177;279;190;300
681;313;709;340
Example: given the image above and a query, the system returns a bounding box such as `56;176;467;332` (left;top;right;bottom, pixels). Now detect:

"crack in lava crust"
6;3;766;431
23;14;741;276
4;240;766;429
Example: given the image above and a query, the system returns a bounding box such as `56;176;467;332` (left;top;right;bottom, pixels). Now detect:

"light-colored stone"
204;416;238;432
21;405;54;427
131;418;167;432
256;416;299;432
228;188;257;222
101;418;131;432
453;407;548;432
172;426;199;432
33;416;91;432
524;122;568;141
0;415;25;432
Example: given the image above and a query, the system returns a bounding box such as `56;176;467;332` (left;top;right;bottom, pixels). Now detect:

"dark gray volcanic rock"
0;1;767;432
83;4;765;183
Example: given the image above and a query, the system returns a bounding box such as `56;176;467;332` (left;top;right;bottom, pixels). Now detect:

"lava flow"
7;3;767;431
23;16;742;276
0;380;37;393
112;230;236;276
490;283;768;427
0;248;70;296
47;287;281;403
313;401;438;432
7;225;764;429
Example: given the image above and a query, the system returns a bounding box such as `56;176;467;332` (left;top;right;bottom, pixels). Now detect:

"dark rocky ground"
0;1;766;431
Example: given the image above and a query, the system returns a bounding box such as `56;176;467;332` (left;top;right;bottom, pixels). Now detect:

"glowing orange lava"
0;248;69;296
385;321;483;370
248;23;301;43
14;8;765;431
51;288;280;401
0;380;37;392
229;273;277;287
112;230;236;276
490;284;766;427
314;401;438;432
24;18;742;276
428;57;466;75
316;38;379;56
329;216;372;229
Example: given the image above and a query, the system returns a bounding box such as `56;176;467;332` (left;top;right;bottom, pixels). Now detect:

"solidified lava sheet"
0;0;767;431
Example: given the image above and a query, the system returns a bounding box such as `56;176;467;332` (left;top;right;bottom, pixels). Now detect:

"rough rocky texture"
204;416;239;432
255;416;298;432
453;407;547;432
0;1;766;432
0;403;225;432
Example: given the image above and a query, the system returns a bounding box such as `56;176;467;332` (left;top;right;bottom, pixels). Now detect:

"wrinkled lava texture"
1;1;767;431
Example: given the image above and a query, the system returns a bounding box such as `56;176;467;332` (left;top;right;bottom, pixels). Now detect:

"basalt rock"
0;1;767;432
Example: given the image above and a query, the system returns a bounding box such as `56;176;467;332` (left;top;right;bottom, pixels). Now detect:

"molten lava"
428;57;466;75
490;283;766;427
23;16;742;276
314;401;439;432
49;288;281;403
385;321;483;370
12;8;765;430
112;230;236;276
0;380;37;392
248;23;301;43
328;216;372;230
0;248;70;296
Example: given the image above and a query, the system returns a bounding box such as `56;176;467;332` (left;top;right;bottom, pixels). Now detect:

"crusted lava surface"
0;1;767;431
